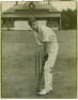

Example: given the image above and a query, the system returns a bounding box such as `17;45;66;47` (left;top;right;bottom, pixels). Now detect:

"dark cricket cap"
28;17;36;22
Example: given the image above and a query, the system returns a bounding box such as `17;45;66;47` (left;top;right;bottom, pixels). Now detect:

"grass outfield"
2;30;77;98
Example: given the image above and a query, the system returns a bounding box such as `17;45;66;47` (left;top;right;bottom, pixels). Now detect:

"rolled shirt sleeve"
41;28;52;42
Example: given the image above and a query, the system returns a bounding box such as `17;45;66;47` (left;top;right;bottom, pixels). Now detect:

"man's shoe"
37;88;53;96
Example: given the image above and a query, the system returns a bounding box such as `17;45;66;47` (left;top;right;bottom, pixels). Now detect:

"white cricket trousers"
44;44;58;89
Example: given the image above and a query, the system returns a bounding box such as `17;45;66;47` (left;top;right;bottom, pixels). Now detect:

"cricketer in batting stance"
28;17;58;95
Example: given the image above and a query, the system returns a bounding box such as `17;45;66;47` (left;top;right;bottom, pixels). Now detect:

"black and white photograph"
1;1;77;99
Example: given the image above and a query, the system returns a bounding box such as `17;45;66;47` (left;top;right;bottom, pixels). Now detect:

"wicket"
35;49;46;91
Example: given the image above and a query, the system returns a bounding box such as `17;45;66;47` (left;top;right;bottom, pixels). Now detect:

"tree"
61;9;77;29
